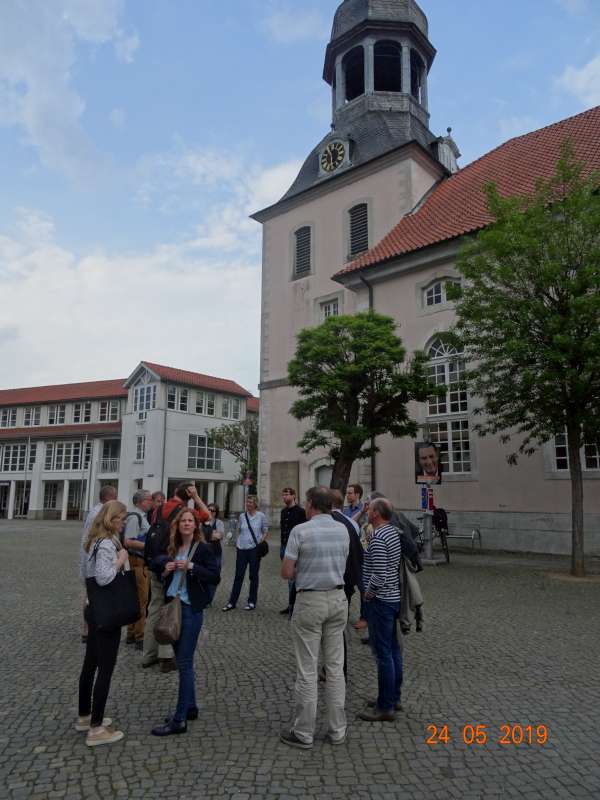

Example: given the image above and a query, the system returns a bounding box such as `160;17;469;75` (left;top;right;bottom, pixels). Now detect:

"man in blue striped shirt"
358;497;403;722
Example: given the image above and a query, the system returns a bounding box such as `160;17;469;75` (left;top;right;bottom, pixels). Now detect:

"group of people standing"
75;478;411;750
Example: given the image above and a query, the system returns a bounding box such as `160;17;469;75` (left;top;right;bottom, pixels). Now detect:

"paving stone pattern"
1;521;599;800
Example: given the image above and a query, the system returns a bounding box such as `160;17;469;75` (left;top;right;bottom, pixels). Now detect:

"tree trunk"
330;456;355;495
567;424;585;577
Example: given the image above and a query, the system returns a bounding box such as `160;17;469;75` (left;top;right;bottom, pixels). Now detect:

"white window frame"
179;389;188;412
2;443;27;471
1;408;18;428
44;482;59;510
44;441;83;471
133;385;156;413
48;405;66;426
24;406;41;427
136;435;146;462
321;298;339;321
187;434;222;472
99;400;120;422
73;402;92;424
554;433;600;472
206;393;215;417
231;397;241;420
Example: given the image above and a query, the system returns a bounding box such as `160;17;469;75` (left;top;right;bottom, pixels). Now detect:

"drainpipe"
160;399;168;495
358;272;377;492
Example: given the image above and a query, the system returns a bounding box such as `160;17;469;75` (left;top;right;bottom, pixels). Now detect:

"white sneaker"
85;726;124;747
244;603;256;611
74;715;112;732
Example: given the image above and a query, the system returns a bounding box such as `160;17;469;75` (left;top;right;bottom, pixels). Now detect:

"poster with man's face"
415;441;442;485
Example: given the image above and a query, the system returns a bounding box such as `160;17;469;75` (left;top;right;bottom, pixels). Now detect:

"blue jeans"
172;603;203;722
228;547;260;607
364;598;402;712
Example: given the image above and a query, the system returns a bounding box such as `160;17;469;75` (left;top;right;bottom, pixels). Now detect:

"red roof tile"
247;397;260;413
0;422;122;441
143;361;252;398
335;106;600;277
0;379;127;406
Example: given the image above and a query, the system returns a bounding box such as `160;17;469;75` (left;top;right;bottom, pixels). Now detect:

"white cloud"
0;157;300;392
262;5;328;43
0;0;138;179
558;54;600;106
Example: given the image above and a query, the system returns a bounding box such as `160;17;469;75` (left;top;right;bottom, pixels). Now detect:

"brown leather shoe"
367;699;403;712
358;708;396;722
159;658;177;674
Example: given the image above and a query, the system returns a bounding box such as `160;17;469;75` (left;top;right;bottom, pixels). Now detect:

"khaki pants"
291;588;347;744
142;572;173;664
127;560;150;641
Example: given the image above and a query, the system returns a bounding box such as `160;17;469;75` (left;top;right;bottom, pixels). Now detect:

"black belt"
297;585;344;593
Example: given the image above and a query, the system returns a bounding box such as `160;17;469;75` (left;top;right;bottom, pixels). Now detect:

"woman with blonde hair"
77;500;129;746
151;507;221;736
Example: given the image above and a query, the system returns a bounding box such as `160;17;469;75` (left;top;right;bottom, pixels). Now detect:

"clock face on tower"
320;140;346;173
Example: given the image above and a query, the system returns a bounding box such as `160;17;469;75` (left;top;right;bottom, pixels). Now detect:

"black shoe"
367;699;403;711
142;658;159;669
151;720;187;737
280;729;312;749
222;603;235;612
164;707;198;723
279;607;290;615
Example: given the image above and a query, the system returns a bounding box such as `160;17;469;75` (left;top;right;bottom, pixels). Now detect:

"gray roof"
330;0;428;42
278;106;436;204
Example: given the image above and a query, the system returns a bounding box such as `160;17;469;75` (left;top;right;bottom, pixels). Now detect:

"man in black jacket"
279;488;306;615
331;489;364;679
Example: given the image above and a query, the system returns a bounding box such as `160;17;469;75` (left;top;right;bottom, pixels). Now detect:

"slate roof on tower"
334;105;600;278
330;0;429;45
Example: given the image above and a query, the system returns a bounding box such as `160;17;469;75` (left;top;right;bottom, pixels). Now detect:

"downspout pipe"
358;271;376;492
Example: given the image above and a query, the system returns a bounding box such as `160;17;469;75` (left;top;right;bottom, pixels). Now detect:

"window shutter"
349;203;369;258
294;227;311;276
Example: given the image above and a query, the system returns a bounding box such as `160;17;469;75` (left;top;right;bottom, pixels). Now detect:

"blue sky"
1;0;599;393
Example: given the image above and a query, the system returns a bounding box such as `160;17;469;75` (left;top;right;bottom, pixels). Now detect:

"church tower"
281;0;459;204
253;0;459;514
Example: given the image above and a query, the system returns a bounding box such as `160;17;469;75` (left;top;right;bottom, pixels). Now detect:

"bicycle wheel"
440;529;450;563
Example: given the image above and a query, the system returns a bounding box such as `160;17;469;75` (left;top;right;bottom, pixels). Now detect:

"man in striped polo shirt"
280;486;349;748
358;497;403;723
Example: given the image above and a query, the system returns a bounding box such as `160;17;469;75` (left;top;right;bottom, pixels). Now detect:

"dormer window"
423;279;460;308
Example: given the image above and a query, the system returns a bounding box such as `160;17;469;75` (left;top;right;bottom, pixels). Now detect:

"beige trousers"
291;588;347;744
142;572;173;663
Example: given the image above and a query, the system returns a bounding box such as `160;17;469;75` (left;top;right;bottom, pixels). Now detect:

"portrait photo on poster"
415;441;442;485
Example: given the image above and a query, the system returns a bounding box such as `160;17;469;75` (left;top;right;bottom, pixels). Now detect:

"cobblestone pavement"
1;521;599;800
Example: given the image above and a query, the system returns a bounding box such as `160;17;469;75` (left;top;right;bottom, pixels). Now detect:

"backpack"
143;505;180;570
432;507;449;535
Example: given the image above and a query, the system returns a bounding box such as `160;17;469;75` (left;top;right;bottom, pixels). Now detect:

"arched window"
294;226;312;277
343;46;365;102
410;49;425;103
348;203;369;259
425;338;471;474
374;41;402;92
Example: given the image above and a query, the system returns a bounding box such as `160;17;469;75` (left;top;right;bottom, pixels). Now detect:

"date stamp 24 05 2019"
426;724;549;747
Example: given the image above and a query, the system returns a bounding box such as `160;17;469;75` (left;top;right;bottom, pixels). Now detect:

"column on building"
401;44;411;95
364;39;375;94
7;480;16;520
216;482;228;510
206;481;215;504
61;479;70;521
335;56;345;109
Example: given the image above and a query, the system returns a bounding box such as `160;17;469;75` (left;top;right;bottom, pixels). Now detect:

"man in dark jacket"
279;487;306;615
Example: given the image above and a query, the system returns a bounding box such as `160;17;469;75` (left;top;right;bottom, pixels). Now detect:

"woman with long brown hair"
77;500;128;746
151;508;221;736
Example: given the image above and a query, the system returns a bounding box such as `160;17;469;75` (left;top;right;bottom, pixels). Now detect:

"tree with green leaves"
449;141;600;577
288;311;432;492
210;416;259;488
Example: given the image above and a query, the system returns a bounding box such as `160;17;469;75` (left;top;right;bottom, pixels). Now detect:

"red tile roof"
0;422;122;441
335;105;600;277
247;397;260;413
0;379;127;406
143;361;252;398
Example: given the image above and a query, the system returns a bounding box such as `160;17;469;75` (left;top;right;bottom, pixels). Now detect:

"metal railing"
99;458;120;474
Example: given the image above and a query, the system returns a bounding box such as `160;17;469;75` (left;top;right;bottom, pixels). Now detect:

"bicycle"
416;507;451;563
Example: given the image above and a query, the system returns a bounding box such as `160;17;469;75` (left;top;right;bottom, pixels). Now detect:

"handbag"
86;539;140;631
245;512;269;559
154;541;199;645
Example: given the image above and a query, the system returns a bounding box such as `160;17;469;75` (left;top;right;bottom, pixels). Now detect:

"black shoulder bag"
86;539;141;630
245;512;269;559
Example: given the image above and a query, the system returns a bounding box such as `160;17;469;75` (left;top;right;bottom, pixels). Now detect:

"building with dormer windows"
0;361;258;520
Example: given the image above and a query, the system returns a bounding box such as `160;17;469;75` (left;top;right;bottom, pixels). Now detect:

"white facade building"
0;361;258;520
